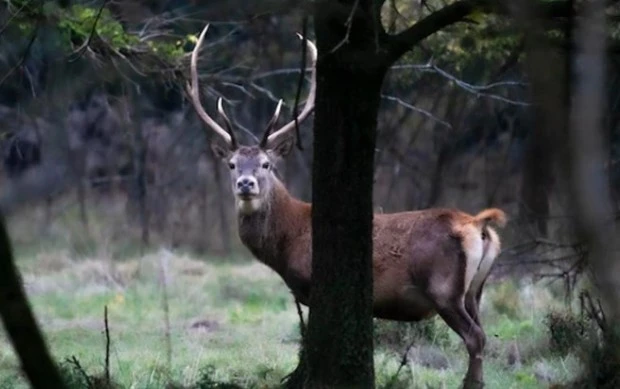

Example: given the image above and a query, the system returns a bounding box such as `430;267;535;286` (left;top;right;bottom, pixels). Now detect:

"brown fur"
233;174;505;388
238;181;506;322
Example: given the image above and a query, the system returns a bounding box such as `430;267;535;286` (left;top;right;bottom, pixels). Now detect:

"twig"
251;67;312;80
330;0;360;53
69;0;110;62
67;356;94;389
293;16;308;150
381;94;452;129
385;339;416;388
0;0;31;37
294;297;306;338
159;252;172;380
104;305;110;384
0;22;39;88
580;290;607;332
388;63;529;106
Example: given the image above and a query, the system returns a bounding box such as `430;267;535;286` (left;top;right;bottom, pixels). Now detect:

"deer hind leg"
433;298;486;389
465;279;485;326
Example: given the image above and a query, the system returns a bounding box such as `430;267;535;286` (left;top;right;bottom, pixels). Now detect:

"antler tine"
259;99;284;148
185;24;235;148
262;34;317;148
217;98;238;148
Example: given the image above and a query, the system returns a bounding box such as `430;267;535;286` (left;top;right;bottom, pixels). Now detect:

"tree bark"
299;4;389;388
0;213;66;388
518;0;574;238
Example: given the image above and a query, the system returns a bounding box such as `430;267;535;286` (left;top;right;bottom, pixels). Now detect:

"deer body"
186;24;506;389
234;170;503;324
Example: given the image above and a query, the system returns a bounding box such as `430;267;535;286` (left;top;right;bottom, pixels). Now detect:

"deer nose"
237;177;255;192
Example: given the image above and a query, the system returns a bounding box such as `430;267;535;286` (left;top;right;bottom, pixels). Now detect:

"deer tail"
473;208;507;229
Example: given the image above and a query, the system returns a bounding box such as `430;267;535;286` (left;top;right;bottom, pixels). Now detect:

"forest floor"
0;203;585;389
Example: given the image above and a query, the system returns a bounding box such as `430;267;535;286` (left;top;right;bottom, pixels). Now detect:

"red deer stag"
186;24;507;389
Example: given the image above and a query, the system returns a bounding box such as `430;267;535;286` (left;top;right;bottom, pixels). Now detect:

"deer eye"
262;162;270;169
228;162;235;170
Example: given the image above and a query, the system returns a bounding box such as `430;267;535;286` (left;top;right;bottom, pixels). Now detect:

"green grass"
0;203;585;388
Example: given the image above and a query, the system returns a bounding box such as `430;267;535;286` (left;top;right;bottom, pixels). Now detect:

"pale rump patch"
469;227;501;294
458;224;484;295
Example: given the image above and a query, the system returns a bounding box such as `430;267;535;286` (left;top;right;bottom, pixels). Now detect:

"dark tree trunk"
282;1;589;388
299;5;389;388
0;213;66;388
519;114;554;236
518;0;574;238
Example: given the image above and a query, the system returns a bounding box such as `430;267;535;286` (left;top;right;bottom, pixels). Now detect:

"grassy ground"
0;202;585;388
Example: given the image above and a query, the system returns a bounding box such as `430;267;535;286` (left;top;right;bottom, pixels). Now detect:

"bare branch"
0;22;39;87
0;0;31;37
250;82;281;103
330;0;360;53
381;94;452;129
68;0;111;62
385;0;484;64
388;62;529;105
67;356;93;389
383;0;609;65
251;67;312;80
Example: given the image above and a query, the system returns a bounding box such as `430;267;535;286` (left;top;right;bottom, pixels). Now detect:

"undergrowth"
0;199;590;389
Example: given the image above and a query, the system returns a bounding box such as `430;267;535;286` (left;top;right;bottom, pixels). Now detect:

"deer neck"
237;179;309;274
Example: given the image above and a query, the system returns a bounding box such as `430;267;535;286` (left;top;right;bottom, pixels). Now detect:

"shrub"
192;366;247;389
566;326;620;389
544;310;586;356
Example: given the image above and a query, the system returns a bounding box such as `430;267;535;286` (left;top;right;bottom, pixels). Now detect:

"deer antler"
260;99;284;143
260;33;317;149
217;97;236;136
185;24;238;149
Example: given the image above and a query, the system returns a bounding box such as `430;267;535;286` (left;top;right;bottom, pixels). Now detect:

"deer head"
185;24;317;214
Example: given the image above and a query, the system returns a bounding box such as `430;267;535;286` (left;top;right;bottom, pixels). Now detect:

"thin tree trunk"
0;213;66;388
212;159;231;254
137;133;149;249
76;165;89;231
198;176;209;254
120;89;150;251
130;107;149;251
516;0;572;239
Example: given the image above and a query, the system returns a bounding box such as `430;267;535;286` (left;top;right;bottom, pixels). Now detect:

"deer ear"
211;142;231;160
267;136;295;158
